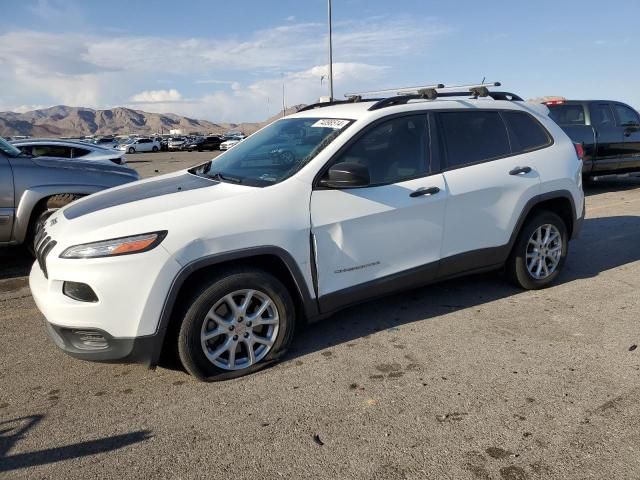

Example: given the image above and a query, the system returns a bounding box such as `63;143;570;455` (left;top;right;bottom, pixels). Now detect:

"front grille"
35;229;57;279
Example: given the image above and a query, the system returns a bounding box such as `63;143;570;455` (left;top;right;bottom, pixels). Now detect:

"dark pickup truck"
546;100;640;180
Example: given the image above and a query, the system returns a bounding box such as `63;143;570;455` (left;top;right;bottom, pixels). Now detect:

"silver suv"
0;137;139;252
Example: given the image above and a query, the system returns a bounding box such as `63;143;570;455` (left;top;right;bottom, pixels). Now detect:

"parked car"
219;136;244;150
92;137;119;149
185;136;223;152
29;84;584;381
0;136;139;252
117;138;160;154
168;137;187;150
545;100;640;180
12;139;127;165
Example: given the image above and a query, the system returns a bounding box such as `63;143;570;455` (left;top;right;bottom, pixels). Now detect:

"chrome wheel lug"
233;335;238;341
246;321;252;327
244;332;250;338
228;325;235;331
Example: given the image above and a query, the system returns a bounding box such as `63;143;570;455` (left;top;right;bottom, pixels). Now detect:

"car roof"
288;98;548;122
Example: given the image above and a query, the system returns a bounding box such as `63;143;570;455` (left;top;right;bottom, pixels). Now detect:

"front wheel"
177;269;296;381
128;147;135;154
506;211;568;290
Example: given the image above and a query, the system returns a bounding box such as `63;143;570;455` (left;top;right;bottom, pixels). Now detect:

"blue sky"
1;0;638;122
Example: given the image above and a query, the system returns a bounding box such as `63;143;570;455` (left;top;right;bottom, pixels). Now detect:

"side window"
440;111;510;168
333;115;429;185
31;145;73;158
589;103;616;127
502;111;552;154
548;104;585;126
613;104;640;126
72;148;91;158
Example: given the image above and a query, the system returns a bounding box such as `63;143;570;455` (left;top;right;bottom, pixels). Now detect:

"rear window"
548;104;585;126
440;111;510;168
502;111;552;154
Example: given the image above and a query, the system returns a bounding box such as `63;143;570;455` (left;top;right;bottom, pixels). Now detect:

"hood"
30;155;138;178
62;170;253;221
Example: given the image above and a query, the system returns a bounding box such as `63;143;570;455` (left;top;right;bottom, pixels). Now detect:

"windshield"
193;117;353;186
0;137;22;157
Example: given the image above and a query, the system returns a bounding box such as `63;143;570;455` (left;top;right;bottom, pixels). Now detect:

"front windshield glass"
0;137;22;157
193;117;353;186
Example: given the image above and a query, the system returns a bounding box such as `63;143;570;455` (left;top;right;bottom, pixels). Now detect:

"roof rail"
297;81;522;113
297;97;365;113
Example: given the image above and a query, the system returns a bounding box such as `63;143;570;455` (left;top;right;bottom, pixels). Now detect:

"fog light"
72;330;108;349
63;281;98;303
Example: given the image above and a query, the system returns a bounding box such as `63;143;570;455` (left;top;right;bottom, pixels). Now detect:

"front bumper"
44;322;160;365
30;241;182;365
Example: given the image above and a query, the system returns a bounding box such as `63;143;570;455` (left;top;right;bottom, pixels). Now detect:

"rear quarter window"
548;104;585;126
502;111;552;154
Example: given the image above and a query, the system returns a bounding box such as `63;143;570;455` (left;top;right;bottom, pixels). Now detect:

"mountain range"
0;105;303;138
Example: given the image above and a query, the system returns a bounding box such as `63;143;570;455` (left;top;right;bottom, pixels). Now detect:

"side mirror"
320;162;370;188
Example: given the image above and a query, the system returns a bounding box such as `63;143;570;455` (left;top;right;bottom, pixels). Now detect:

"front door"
0;155;15;242
310;113;447;311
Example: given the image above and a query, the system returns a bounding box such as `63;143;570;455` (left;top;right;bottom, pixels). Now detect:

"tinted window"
334;115;429;185
72;148;91;157
31;145;73;158
548;104;585;125
440;111;510;168
589;103;616;127
139;139;151;144
613;104;640;126
502;111;551;153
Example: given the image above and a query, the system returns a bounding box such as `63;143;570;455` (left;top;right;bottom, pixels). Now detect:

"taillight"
545;100;565;105
574;143;584;160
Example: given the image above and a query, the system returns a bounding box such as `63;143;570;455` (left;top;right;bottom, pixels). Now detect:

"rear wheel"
177;269;296;381
152;146;159;152
506;211;568;289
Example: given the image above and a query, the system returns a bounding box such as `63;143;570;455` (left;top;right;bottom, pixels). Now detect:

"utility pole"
327;0;334;101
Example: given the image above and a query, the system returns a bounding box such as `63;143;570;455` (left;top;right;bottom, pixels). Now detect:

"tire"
152;146;159;152
27;194;84;255
177;268;296;381
128;147;135;154
506;210;568;290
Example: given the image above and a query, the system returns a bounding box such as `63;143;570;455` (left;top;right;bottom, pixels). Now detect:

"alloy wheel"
200;289;280;370
526;224;562;280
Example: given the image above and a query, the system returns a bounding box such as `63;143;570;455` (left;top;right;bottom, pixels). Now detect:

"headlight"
60;231;167;259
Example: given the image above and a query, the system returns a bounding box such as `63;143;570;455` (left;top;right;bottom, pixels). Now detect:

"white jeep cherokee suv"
30;84;585;381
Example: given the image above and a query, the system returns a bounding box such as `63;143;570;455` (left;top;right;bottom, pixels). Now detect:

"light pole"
327;0;334;101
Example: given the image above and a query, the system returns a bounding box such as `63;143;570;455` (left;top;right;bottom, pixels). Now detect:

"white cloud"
0;15;453;121
129;89;183;103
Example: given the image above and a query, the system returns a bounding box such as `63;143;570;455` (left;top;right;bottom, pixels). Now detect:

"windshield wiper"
208;171;242;184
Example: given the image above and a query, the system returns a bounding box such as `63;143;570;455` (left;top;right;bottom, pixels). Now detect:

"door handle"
509;166;532;176
410;186;440;197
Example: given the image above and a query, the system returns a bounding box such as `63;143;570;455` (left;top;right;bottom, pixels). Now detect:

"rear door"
437;110;545;276
0;154;15;241
588;102;624;174
311;113;447;310
612;102;640;172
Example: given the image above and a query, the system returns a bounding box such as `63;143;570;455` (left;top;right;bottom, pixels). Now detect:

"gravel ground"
1;155;640;479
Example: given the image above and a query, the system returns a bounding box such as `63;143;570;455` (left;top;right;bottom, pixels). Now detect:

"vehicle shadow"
0;246;32;280
287;214;640;360
0;414;151;473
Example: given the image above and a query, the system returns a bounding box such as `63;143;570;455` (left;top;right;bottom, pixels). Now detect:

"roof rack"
297;81;522;113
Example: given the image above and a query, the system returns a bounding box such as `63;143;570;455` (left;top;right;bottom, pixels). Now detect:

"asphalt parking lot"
2;153;640;479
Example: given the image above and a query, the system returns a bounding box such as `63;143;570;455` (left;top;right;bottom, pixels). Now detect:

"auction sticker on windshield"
311;119;350;129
